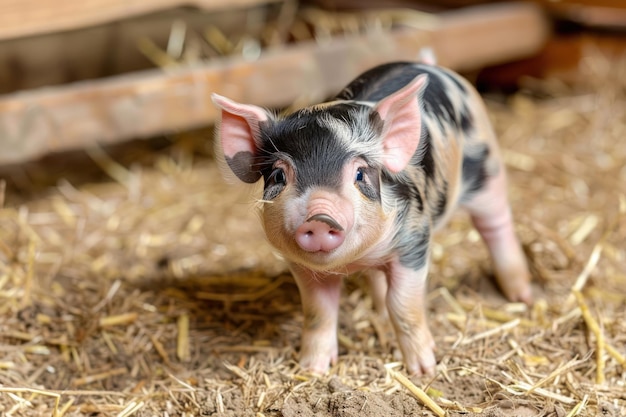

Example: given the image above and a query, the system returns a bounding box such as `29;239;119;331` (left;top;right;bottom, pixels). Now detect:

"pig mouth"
292;251;349;272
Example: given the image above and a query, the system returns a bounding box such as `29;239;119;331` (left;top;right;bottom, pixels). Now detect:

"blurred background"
0;0;624;180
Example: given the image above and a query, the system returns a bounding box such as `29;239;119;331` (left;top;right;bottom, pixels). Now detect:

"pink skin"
385;258;435;376
463;162;532;304
211;94;268;156
290;263;342;374
292;256;436;376
294;189;353;253
296;217;346;252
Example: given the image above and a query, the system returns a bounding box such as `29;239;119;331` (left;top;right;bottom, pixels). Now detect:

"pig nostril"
296;218;346;253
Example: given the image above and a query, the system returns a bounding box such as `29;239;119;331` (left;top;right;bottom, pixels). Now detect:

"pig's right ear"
212;93;271;183
373;74;428;173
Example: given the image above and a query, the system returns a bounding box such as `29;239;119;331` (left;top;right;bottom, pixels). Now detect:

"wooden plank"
0;0;278;41
0;2;548;165
0;8;263;95
431;3;550;72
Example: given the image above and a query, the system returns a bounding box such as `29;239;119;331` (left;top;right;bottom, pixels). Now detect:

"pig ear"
373;74;428;173
212;93;271;183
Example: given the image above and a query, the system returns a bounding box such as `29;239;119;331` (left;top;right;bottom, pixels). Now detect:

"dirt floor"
1;52;625;416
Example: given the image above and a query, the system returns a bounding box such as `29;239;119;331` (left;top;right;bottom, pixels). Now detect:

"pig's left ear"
373;74;428;173
212;93;271;183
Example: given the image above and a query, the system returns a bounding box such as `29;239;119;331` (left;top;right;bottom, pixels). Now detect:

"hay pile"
1;51;625;416
137;4;436;69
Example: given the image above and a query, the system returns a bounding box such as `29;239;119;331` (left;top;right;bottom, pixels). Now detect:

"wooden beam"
0;2;549;165
0;0;279;41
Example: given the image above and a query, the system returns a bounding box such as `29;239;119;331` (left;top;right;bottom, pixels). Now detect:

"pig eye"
263;167;287;200
355;167;365;182
269;167;286;185
354;166;380;201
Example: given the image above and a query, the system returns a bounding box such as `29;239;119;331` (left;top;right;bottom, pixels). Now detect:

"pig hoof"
299;354;335;375
499;274;533;305
299;343;338;375
406;350;437;376
512;285;533;305
398;329;437;377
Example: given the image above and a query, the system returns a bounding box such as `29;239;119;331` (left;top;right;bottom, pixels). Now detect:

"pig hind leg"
365;269;388;318
462;161;532;304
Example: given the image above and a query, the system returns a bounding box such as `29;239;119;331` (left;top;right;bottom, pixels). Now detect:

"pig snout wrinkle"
296;214;345;253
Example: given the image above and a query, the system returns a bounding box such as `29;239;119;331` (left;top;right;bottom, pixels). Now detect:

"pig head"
211;75;427;272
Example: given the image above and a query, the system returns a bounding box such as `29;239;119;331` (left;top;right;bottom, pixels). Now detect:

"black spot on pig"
384;171;423;213
440;69;468;94
335;62;421;102
416;130;436;180
226;152;262;183
460;110;474;134
433;182;448;221
396;222;431;270
419;70;457;126
417;66;474;134
259;104;366;195
336;62;473;136
461;144;490;198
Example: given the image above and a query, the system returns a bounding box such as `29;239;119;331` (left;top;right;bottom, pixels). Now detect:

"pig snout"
296;213;345;252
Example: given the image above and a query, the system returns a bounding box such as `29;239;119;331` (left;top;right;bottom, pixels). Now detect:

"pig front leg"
290;263;342;374
385;258;436;376
463;165;532;304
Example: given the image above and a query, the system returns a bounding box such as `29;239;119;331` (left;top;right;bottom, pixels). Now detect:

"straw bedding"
0;51;625;416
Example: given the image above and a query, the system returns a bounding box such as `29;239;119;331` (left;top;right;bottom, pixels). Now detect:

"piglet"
212;59;531;376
